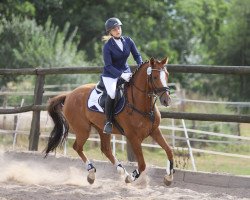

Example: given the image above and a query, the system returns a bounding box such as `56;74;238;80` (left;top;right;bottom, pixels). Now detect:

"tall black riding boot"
103;96;115;134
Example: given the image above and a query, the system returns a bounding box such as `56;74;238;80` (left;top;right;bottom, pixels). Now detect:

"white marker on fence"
12;98;24;150
112;135;116;155
171;118;175;148
182;119;197;171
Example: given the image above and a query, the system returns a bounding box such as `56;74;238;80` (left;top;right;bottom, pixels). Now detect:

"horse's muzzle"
160;91;171;107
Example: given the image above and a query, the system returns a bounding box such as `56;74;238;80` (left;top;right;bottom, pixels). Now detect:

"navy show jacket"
102;36;143;78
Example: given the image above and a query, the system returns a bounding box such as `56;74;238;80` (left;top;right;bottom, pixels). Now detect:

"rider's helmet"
105;17;122;33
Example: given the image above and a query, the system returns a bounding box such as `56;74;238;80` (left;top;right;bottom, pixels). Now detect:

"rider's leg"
102;77;118;134
103;95;115;133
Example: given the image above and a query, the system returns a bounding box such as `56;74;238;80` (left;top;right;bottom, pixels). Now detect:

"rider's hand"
121;73;132;82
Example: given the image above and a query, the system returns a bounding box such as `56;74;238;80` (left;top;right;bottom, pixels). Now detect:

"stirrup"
103;122;113;134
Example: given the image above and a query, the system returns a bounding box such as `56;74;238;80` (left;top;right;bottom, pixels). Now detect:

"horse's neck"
128;67;152;111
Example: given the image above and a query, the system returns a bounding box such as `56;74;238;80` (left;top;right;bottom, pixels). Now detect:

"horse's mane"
132;60;149;76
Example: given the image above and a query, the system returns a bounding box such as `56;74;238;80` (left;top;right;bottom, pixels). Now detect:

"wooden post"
2;88;7;129
237;105;241;136
29;74;45;151
13;115;17;137
126;138;137;162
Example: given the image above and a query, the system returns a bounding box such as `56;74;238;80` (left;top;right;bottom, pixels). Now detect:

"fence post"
236;105;241;136
2;89;7;129
171;118;175;147
29;74;45;151
121;135;125;152
126;138;136;162
112;135;116;155
13;99;24;149
182;119;197;171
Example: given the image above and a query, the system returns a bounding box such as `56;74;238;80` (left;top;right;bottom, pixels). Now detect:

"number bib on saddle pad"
87;79;126;115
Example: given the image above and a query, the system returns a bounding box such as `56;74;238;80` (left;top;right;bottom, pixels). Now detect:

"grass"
194;154;250;175
240;123;250;137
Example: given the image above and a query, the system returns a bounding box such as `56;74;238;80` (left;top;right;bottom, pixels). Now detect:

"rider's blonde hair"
102;35;112;42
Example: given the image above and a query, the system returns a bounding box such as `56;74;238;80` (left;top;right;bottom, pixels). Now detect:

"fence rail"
160;111;250;123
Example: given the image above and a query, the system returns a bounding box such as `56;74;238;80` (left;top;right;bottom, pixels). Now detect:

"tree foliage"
0;15;89;86
193;0;250;102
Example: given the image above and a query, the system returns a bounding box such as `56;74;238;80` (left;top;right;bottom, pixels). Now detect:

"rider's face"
110;26;122;38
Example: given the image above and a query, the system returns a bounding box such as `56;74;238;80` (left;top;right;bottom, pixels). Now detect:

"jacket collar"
110;36;125;45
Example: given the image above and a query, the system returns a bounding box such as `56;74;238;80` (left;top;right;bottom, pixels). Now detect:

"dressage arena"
0;151;249;200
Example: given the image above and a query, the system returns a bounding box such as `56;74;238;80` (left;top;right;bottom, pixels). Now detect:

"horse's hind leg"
97;128;126;174
71;124;96;184
150;127;174;186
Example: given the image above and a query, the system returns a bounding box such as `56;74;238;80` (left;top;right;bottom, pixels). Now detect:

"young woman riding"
102;17;143;134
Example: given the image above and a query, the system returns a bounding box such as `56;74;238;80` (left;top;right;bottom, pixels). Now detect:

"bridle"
125;61;170;123
147;67;170;95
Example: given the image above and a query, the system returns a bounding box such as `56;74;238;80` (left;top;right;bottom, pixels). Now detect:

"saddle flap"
87;82;126;115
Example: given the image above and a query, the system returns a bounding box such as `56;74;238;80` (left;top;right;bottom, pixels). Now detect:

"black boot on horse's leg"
103;96;115;134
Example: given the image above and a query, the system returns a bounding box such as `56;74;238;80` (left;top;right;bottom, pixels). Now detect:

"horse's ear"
150;57;154;66
161;57;169;65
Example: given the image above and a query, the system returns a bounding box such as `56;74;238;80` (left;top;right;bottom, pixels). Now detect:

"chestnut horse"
45;57;174;185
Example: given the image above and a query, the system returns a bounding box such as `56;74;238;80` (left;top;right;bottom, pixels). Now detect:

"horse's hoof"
87;169;95;184
164;174;173;186
87;176;95;184
125;169;140;183
116;164;125;175
125;175;133;183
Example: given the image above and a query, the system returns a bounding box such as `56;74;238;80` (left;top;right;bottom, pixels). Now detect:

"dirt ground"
0;151;249;200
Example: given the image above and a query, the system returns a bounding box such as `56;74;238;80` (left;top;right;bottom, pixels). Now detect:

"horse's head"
130;57;171;107
146;57;171;107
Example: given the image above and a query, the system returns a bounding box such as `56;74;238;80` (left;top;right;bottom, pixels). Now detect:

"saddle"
87;78;126;115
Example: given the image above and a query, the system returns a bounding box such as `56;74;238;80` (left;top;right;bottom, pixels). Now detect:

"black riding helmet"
105;17;122;33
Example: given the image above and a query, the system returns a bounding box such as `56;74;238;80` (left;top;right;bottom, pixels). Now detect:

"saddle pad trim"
87;88;126;115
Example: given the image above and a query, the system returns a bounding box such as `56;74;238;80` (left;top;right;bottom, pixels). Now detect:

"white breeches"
102;77;118;99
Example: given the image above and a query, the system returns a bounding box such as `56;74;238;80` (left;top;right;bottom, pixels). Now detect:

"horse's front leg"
150;127;174;186
124;137;146;183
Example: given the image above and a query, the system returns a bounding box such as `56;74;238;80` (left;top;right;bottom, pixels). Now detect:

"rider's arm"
128;37;143;67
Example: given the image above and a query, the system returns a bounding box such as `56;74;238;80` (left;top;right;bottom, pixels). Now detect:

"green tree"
173;0;228;63
168;0;228;88
30;0;178;62
208;0;250;102
0;15;89;86
0;0;35;19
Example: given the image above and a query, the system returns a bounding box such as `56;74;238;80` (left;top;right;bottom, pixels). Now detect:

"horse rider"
101;17;143;134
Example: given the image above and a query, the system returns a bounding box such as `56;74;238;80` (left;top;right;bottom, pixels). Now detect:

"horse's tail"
44;94;69;158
